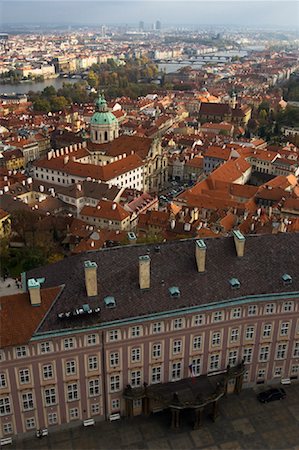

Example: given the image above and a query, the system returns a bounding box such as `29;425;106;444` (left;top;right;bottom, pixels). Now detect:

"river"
0;77;79;95
1;50;253;93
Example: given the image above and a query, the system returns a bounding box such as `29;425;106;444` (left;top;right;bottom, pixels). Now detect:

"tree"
87;70;98;89
50;96;69;112
33;98;51;113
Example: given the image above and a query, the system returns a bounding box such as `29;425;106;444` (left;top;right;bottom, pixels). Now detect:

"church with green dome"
90;92;119;144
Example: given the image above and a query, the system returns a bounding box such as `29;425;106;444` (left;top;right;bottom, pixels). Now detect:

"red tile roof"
0;286;62;347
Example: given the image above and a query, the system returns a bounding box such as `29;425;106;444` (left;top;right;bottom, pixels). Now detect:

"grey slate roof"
26;233;299;334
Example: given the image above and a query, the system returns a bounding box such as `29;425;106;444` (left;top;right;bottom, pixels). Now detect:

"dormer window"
229;278;240;289
169;286;180;298
282;274;292;286
104;296;116;309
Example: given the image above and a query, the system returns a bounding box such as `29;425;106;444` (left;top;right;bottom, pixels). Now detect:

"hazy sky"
1;1;299;28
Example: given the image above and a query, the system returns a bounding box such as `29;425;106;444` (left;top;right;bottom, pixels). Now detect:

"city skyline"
1;1;299;28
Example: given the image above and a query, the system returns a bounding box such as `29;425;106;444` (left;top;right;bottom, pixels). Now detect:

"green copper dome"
90;93;117;125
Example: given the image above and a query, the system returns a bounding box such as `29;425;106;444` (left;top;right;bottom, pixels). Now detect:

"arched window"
104;131;108;141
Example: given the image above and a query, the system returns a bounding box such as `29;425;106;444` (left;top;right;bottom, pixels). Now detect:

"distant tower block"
90;92;119;144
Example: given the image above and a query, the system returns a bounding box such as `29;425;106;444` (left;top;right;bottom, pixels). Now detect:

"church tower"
90;92;119;144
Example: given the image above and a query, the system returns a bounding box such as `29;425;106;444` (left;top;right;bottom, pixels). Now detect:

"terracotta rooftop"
0;286;62;347
80;199;130;222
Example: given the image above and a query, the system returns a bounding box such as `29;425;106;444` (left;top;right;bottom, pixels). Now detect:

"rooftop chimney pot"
233;230;245;257
139;255;150;290
195;239;207;273
84;260;98;297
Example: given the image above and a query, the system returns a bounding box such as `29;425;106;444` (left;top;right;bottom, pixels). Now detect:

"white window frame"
259;345;270;362
131;347;141;363
87;334;97;346
131;370;142;387
171;361;181;381
193;336;202;350
43;364;53;380
213;311;223;322
212;332;221;346
110;352;119;367
22;392;34;411
248;305;257;316
243;347;253;363
110;374;120;392
151;366;162;384
16;346;27;358
89;379;100;397
0;397;11;416
66;360;76;375
39;341;52;354
152;343;161;359
209;354;220;371
173;339;182;355
64;338;75;350
88;356;98;371
44;387;56;406
67;383;79;401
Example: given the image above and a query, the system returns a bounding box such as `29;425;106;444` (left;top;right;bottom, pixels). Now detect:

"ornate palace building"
0;232;298;439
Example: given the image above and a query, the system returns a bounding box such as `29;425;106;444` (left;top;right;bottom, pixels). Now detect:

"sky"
1;1;299;28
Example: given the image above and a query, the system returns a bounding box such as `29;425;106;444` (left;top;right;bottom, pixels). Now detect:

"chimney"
27;278;41;306
233;230;245;257
84;260;98;297
139;255;150;289
195;239;207;273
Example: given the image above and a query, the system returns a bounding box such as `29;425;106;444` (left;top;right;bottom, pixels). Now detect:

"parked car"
257;388;286;403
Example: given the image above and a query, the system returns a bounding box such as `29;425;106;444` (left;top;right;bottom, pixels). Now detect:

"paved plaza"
11;384;299;450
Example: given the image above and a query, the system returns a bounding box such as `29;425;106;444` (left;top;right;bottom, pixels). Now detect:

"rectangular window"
44;388;56;406
3;422;13;434
130;326;141;338
110;352;119;367
213;311;223;322
173;318;183;330
22;392;34;411
243;347;253;363
192;358;201;376
230;328;239;342
91;403;100;415
67;383;79;401
280;322;289;336
265;304;275;314
87;334;97;346
69;408;79;420
291;365;299;376
171;362;181;381
248;305;257;316
40;342;52;354
48;412;57;425
64;338;75;350
193;336;202;350
276;343;287;360
228;350;238;367
152;343;161;359
245;326;254;340
131;347;141;363
0;373;6;388
231;307;241;319
151;366;162;384
0;397;11;416
209;354;220;371
16;346;27;358
152;322;162;334
212;332;221;346
259;345;270;362
110;375;120;392
89;379;100;397
109;330;119;342
283;301;293;312
193;314;205;326
263;324;272;338
88;356;98;371
173;340;182;355
25;417;36;430
19;368;30;384
293;342;299;358
111;399;120;411
66;360;76;375
131;370;141;387
274;367;282;378
43;364;53;380
257;369;265;380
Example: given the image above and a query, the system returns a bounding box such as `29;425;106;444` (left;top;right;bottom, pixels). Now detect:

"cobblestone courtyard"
11;384;299;450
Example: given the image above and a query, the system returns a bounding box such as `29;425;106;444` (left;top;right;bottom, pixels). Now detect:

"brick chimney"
195;239;206;273
233;230;245;257
139;255;150;289
27;278;41;306
84;261;98;297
